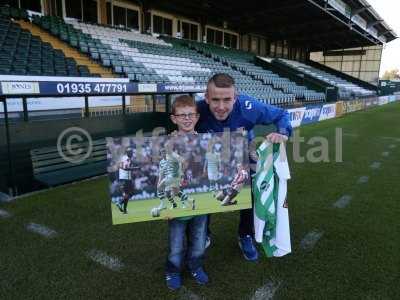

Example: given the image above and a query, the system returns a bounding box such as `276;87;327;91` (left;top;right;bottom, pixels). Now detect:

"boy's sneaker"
191;267;209;285
238;235;259;261
165;272;182;290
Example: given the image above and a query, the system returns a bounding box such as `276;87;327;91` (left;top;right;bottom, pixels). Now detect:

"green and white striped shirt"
253;141;291;257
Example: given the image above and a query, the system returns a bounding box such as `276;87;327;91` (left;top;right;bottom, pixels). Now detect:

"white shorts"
164;177;180;191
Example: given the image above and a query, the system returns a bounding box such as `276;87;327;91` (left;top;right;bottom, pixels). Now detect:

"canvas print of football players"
107;131;252;225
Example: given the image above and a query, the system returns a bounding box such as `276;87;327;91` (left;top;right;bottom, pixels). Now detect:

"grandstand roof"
150;0;397;51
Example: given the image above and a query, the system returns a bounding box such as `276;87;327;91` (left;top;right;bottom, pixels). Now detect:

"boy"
164;95;209;290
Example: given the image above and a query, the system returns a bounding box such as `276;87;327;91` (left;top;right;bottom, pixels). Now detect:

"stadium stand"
0;9;102;77
186;40;325;103
66;19;214;85
27;15;115;77
0;6;329;106
278;58;376;99
61;19;296;106
27;18;326;106
0;1;393;104
62;19;306;106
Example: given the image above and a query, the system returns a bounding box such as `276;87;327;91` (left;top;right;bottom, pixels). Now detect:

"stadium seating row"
0;14;92;76
278;58;376;98
187;40;325;103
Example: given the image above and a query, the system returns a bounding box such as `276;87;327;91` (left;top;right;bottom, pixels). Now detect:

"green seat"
80;45;88;53
102;59;111;67
69;39;78;47
0;6;11;17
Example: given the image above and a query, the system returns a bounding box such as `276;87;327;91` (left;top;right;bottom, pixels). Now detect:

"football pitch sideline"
0;102;399;299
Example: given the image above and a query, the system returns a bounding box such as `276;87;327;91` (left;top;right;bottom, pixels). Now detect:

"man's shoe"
191;267;209;285
165;272;182;290
238;235;259;261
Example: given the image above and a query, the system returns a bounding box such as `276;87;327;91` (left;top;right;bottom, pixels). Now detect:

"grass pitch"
112;188;251;224
1;102;399;299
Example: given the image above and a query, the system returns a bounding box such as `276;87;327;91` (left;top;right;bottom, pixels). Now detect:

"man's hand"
266;132;288;144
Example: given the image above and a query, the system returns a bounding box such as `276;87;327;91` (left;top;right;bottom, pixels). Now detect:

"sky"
367;0;400;75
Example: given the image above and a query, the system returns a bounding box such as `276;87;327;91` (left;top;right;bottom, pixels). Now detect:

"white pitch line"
178;286;202;300
25;222;58;238
343;133;359;137
0;209;12;218
333;195;352;209
357;176;369;184
379;136;400;142
382;151;390;157
87;249;124;272
300;230;324;251
251;280;281;300
389;144;397;149
370;162;381;170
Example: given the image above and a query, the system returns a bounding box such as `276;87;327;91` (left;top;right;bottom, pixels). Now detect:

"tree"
381;69;400;80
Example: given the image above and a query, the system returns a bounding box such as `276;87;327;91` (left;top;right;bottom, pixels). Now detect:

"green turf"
1;102;399;299
112;188;251;224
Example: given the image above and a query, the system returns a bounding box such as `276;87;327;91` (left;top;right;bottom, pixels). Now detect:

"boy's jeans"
166;215;207;273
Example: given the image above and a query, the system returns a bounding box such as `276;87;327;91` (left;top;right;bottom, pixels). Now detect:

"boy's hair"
171;95;198;115
207;73;235;88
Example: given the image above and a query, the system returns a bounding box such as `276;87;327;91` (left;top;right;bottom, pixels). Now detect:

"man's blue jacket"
196;94;292;140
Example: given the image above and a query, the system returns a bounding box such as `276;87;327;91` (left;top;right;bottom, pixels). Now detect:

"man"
196;73;292;261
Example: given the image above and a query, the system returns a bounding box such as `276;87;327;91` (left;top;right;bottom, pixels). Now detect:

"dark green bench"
30;138;108;187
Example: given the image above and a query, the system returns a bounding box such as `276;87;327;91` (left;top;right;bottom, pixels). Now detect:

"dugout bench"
30;138;107;187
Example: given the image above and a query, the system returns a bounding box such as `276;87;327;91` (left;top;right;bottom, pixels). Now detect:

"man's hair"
171;95;198;115
207;73;235;88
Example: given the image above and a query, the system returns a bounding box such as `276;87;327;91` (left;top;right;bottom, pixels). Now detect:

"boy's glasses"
173;113;199;120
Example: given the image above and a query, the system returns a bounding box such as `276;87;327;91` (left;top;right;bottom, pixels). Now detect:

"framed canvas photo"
107;131;251;224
